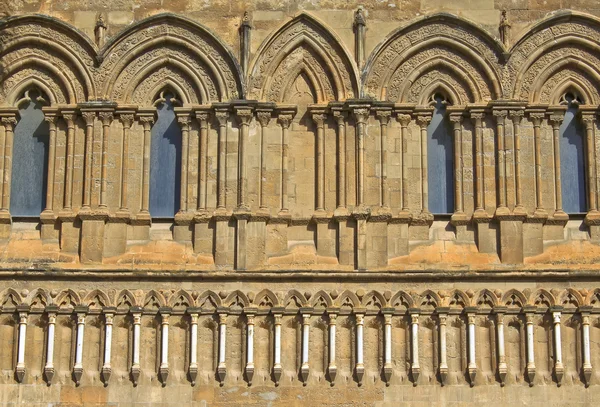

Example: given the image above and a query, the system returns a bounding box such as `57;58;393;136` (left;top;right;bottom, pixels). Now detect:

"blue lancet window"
427;95;454;214
560;94;587;214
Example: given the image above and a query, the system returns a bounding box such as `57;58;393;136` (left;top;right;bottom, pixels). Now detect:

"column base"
245;364;254;386
555;363;564;387
526;365;536;386
15;365;25;383
327;365;337;385
159;365;169;386
439;365;448;386
217;363;226;385
189;364;198;386
355;364;364;386
383;363;392;386
73;366;83;386
584;365;592;387
273;364;282;386
498;363;507;386
101;366;112;385
411;365;420;386
468;366;477;387
44;366;54;385
300;363;309;385
130;365;140;386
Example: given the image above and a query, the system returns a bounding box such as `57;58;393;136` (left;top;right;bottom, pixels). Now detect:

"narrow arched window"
427;95;454;214
149;91;182;218
10;88;49;217
560;94;587;214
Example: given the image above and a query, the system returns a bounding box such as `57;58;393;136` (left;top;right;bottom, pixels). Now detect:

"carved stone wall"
2;2;600;406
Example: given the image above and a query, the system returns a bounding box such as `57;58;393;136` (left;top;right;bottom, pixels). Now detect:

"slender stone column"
131;309;142;386
215;110;228;210
552;308;564;386
1;117;17;211
549;115;568;219
530;113;546;215
449;114;464;215
139;117;154;216
416;116;431;214
410;309;420;384
495;308;508;386
301;312;311;384
383;310;393;385
333;110;347;209
81;112;95;209
467;311;477;386
159;310;170;385
73;311;86;385
43;115;59;212
525;309;536;386
581;308;593;386
245;311;255;385
328;310;338;384
354;108;370;207
235;107;253;210
376;111;391;208
44;308;58;384
189;311;199;385
582;115;598;214
101;310;115;383
62;113;76;211
277;113;294;214
119;114;134;211
256;110;271;211
196;113;210;211
15;308;28;382
239;12;251;75
494;110;508;210
398;115;411;213
98;112;113;208
438;309;449;385
217;312;227;384
355;312;365;385
312;112;327;212
471;112;485;213
509;111;525;211
273;312;283;385
177;115;191;213
354;6;366;69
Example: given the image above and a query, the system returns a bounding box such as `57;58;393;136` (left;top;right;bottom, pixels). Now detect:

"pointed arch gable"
100;13;243;104
247;13;359;102
364;13;502;104
0;15;96;104
510;11;600;103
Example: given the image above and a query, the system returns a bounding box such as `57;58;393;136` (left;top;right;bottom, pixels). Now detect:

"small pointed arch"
0;288;22;309
364;13;502;103
247;13;359;102
476;289;498;309
115;289;137;310
254;289;279;309
26;288;50;310
557;288;583;309
510;11;600;103
447;290;470;309
143;290;167;312
310;290;333;310
585;288;600;307
0;14;96;104
55;289;81;310
528;289;555;308
168;289;194;311
283;290;307;309
390;290;414;311
197;290;221;311
225;290;249;312
100;13;242;104
84;289;112;311
502;289;527;308
336;290;360;311
361;291;386;311
419;290;441;310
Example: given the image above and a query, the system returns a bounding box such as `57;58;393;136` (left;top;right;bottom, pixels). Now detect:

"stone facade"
1;1;600;406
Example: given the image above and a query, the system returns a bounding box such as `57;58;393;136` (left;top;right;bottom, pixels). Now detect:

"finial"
94;14;107;48
499;9;511;48
354;6;366;28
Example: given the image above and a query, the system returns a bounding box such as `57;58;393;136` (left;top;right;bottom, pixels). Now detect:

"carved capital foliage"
493;110;507;125
215;110;229;127
529;112;546;125
98;112;113;126
416;115;431;128
177;115;191;128
376;110;391;125
509;110;524;124
81;112;96;126
196;112;211;128
138;116;154;127
1;117;17;129
256;111;272;127
312;113;327;127
119;114;135;129
353;108;369;124
397;114;411;127
62;113;77;124
235;108;253;126
470;112;485;121
277;114;294;129
449;113;463;124
549;113;564;127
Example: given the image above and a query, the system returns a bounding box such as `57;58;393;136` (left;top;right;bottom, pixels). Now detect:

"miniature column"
273;312;283;385
196;113;210;211
301;312;311;384
1;117;17;211
217;312;227;383
525;310;536;385
438;310;449;385
256;110;271;211
15;308;28;382
62;112;76;211
449;114;464;215
582;115;598;213
43;115;59;212
98;112;113;208
383;311;393;385
398;115;411;212
410;310;420;384
139;117;154;216
376;110;391;208
416;116;431;214
509;111;525;211
246;312;255;385
471;112;485;213
277;112;295;213
101;310;115;383
119;114;134;212
552;309;564;386
73;311;86;385
215;110;228;210
581;309;593;386
328;311;338;384
467;311;477;386
494;110;508;210
44;309;57;383
235;107;253;210
355;312;365;385
131;310;142;385
159;310;170;385
177;115;191;213
312;112;327;212
81;112;95;209
549;115;567;218
495;308;508;386
354;108;369;206
189;311;199;385
530;113;546;214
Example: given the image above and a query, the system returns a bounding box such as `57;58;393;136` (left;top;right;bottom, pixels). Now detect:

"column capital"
416;115;431;128
215;109;229;126
449;113;463;124
98;111;114;125
119;113;135;129
234;106;254;126
508;109;525;123
256;110;272;127
470;111;485;121
397;114;411;127
1;116;17;129
548;112;564;127
81;111;96;126
353;107;370;124
176;114;191;129
375;109;392;124
195;110;211;128
528;111;546;124
311;112;328;127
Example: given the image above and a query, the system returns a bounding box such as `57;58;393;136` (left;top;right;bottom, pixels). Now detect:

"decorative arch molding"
99;13;243;104
247;13;359;102
509;11;600;103
363;13;503;104
0;14;96;104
